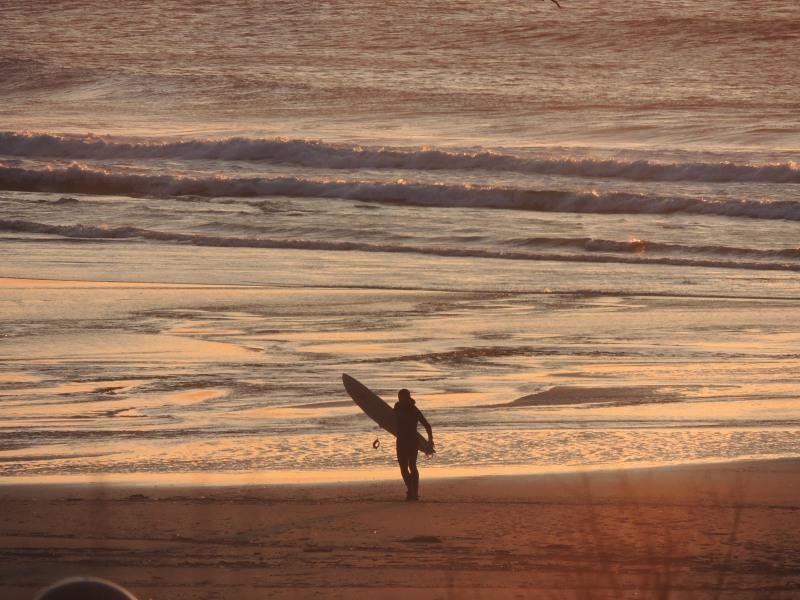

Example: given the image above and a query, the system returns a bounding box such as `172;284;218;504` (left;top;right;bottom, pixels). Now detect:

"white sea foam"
2;132;799;183
2;164;799;221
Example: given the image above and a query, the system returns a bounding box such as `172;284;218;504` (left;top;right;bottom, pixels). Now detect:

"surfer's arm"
418;410;433;445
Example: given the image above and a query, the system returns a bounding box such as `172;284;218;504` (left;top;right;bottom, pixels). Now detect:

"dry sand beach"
2;459;799;600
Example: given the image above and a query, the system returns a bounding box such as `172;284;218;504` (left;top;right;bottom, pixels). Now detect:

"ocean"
1;0;799;484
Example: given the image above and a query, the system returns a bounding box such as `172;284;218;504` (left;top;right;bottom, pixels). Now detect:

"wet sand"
2;458;799;600
4;275;800;479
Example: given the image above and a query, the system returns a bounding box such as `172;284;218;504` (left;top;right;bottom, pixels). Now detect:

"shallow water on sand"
1;270;799;482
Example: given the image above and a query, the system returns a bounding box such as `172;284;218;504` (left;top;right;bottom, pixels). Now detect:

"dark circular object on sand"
35;577;138;600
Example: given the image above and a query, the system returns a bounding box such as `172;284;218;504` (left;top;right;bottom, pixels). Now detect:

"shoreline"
2;454;799;490
2;457;798;599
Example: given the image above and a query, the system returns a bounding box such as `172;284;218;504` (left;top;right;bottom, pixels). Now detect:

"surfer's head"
398;389;413;404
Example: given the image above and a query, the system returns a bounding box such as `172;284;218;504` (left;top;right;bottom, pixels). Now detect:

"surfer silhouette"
394;389;433;501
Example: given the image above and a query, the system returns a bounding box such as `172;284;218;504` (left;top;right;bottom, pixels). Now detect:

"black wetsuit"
394;399;431;500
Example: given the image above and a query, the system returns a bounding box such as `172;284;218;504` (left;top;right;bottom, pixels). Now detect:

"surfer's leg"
396;442;412;492
408;449;419;500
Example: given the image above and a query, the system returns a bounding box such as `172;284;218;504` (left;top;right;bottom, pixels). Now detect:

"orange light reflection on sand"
0;387;228;422
0;277;246;289
0;372;44;384
0;332;261;363
0;379;146;397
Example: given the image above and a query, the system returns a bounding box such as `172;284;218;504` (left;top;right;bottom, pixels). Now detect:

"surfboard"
342;373;434;454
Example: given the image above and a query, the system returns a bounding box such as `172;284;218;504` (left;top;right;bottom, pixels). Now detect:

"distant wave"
508;236;800;261
2;164;800;221
2;218;799;273
2;132;799;184
148;220;800;262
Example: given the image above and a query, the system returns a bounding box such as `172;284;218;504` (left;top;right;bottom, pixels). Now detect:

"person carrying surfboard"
394;389;434;501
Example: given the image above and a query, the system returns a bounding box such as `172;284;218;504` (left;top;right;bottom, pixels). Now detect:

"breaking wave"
2;164;800;221
2;132;799;184
2;218;799;273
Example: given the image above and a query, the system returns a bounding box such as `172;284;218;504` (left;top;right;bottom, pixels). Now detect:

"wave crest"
2;164;799;221
2;132;799;184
